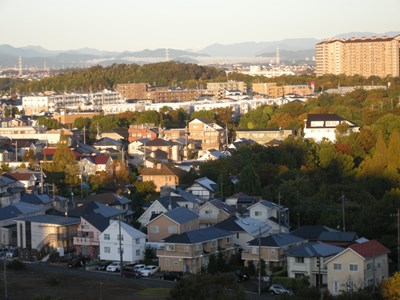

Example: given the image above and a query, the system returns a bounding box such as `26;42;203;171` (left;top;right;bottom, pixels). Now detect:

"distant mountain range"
0;32;398;68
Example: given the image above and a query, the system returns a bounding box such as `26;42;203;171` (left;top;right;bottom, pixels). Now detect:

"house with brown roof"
4;172;36;192
146;207;199;242
145;138;182;161
325;239;390;295
128;124;158;143
140;163;188;192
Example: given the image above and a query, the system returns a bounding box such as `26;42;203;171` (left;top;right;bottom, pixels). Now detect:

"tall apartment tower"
275;46;280;65
18;56;23;76
316;35;400;78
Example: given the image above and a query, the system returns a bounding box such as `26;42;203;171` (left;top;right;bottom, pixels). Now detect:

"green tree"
37;116;60;130
238;163;261;195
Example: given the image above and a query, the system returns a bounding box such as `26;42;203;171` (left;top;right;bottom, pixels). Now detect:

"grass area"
137;287;171;297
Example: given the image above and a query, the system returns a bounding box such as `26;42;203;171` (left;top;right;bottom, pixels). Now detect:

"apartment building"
115;83;153;100
252;83;313;98
188;118;226;151
316;35;400;78
207;81;246;99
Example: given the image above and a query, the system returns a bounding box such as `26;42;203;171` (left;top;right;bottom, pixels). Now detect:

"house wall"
73;218;102;259
198;203;229;227
327;251;388;295
188;119;225;151
186;183;212;200
288;256;328;287
138;201;167;226
147;216;198;243
141;175;179;192
99;221;146;263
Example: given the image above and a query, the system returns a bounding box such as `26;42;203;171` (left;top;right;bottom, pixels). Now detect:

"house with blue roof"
198;199;237;228
242;233;306;273
16;215;80;254
146;206;199;243
286;241;344;287
157;226;235;273
185;177;217;200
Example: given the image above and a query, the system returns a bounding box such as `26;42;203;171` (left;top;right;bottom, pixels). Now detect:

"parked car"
234;270;249;282
160;271;183;281
68;256;86;268
140;265;159;276
5;247;19;259
96;261;112;271
106;262;121;272
121;266;142;279
133;264;146;272
268;284;293;295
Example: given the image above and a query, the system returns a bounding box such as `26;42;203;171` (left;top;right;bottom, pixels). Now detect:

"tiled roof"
80;192;130;206
141;164;187;177
350;239;390;258
82;213;110;232
248;233;305;247
20;194;52;205
319;231;357;243
68;201;124;218
291;225;339;241
162;207;198;224
0;203;44;221
286;241;344;258
4;172;34;181
163;226;233;244
207;199;236;215
193;177;217;192
157;196;182;210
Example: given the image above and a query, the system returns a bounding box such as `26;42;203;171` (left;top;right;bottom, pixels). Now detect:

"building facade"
316;35;400;78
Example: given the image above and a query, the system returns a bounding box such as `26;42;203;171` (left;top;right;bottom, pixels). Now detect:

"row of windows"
104;234;141;244
150;226;177;234
104;246;141;256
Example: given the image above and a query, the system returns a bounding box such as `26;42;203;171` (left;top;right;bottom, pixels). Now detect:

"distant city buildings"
316;35;400;78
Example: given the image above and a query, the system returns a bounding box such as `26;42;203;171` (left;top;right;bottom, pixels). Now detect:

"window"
104;234;110;240
204;210;211;215
184;245;190;253
350;264;358;272
252;247;259;255
150;226;159;233
295;273;305;278
104;247;110;253
254;211;262;216
211;240;217;247
136;249;140;256
166;244;175;251
168;226;177;234
227;237;231;243
117;234;124;241
166;258;170;267
367;263;373;271
295;257;304;264
135;238;140;244
333;263;342;270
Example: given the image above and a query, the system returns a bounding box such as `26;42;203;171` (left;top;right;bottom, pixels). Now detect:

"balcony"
73;236;99;246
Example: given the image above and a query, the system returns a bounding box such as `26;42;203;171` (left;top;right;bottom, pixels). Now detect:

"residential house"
185;177;217;200
145;138;182;161
93;137;123;152
0;175;22;207
99;219;147;263
286;241;344;287
4;172;37;193
214;215;271;249
225;192;258;213
235;129;293;145
325;240;389;295
68;201;127;220
227;138;255;151
20;194;53;209
198;199;236;228
0;202;46;247
291;225;341;242
128;124;158;143
291;225;357;247
303;114;359;143
78;192;132;212
188;118;226;151
140;163;187;192
101;128;128;142
16;215;80;253
78;155;113;177
74;214;109;258
138;194;199;227
157;226;235;273
248;199;290;234
146;207;199;242
196;149;231;161
242;233;305;273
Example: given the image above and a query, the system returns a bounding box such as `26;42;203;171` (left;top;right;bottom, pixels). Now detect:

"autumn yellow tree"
382;272;400;300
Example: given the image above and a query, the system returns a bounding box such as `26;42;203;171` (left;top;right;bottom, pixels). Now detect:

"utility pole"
4;256;7;300
277;192;282;233
118;219;123;276
258;226;261;295
339;192;346;232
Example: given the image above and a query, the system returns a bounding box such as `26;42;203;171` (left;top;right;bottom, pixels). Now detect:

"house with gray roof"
185;177;217;200
287;241;344;287
198;199;236;228
214;215;271;248
78;192;131;211
248;199;290;234
16;215;80;253
20;194;53;207
242;233;306;273
146;206;199;243
0;175;23;207
67;201;127;220
157;226;235;273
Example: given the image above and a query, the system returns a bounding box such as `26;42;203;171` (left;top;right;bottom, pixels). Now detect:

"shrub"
6;259;25;270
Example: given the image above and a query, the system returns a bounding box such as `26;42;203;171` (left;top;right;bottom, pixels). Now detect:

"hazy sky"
0;0;398;51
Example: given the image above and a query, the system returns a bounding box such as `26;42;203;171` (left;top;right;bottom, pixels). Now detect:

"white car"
140;265;159;276
133;264;146;272
106;262;121;272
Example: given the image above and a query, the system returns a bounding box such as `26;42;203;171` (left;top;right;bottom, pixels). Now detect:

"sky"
0;0;399;52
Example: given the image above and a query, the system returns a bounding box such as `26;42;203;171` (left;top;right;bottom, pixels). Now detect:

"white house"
303;114;359;143
185;177;217;200
247;199;290;234
99;220;147;263
198;199;236;228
